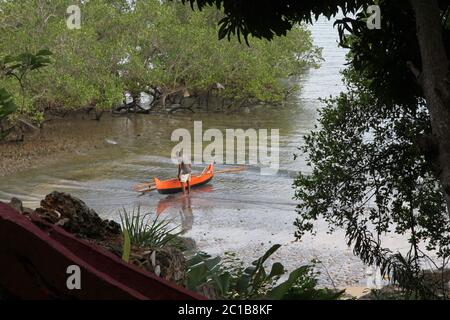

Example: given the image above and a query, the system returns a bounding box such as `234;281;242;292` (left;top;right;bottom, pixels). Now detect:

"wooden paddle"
137;185;157;194
132;181;156;192
215;166;247;174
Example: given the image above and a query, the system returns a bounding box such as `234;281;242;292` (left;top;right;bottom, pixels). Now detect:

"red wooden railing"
0;202;205;300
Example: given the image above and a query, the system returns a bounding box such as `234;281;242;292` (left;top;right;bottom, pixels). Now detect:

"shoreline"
0;103;281;178
1;134;95;177
0;113;129;177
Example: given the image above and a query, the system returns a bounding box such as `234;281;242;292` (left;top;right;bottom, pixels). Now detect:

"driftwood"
114;101;151;114
161;86;189;110
168;105;195;114
17;118;39;130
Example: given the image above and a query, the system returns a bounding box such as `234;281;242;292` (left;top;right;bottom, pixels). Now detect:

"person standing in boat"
177;152;192;195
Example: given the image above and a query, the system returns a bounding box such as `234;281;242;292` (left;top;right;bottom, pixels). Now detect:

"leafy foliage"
0;88;17;139
1;50;52;85
0;50;52;138
190;0;450;299
182;0;449;117
0;89;16;121
181;0;369;42
0;0;320;120
186;244;343;299
268;265;343;300
294;67;450;299
333;0;427;109
119;206;180;248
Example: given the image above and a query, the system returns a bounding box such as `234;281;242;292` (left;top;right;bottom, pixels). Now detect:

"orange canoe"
154;164;214;194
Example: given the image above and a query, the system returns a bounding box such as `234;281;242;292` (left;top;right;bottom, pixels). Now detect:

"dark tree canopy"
183;0;449;106
184;0;450;297
183;0;367;40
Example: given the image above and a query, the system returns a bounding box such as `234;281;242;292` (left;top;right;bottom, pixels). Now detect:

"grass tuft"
119;205;180;248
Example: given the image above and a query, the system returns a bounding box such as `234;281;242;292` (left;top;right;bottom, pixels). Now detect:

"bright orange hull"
154;164;214;194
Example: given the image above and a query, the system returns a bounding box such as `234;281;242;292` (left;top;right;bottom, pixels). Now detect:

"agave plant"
119;206;180;248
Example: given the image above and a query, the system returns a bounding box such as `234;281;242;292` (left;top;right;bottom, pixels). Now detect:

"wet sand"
0;114;125;177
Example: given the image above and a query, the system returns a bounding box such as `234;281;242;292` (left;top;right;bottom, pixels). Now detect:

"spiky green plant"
119;206;180;248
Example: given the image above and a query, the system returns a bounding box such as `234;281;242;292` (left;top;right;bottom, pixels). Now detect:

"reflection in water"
156;185;214;233
180;197;193;234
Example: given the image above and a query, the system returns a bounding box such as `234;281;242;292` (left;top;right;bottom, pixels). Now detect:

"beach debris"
8;197;34;215
133;246;186;284
105;138;118;145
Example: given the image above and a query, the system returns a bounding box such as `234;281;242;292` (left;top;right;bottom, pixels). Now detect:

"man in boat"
177;152;192;195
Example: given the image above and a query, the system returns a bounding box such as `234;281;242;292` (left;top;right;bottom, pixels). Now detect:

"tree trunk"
410;0;450;215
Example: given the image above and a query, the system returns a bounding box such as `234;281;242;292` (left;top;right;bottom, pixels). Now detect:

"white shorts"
180;174;191;183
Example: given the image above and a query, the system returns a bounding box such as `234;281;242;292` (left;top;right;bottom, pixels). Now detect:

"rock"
9;197;34;215
104;219;122;235
9;197;23;213
133;246;186;284
178;237;197;251
22;207;35;215
35;191;121;240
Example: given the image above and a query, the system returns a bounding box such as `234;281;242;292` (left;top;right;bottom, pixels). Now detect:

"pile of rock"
32;191;121;240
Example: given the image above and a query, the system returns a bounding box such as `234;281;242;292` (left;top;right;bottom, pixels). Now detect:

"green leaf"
0;88;17;120
187;251;213;267
36;49;53;57
251;244;281;268
236;273;251;294
212;272;231;296
268;262;285;278
267;266;310;300
186;262;209;290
